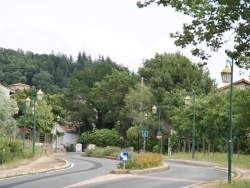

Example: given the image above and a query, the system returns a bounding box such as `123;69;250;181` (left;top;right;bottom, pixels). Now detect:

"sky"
1;0;249;87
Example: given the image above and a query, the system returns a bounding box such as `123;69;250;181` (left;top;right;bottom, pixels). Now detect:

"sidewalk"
0;153;70;179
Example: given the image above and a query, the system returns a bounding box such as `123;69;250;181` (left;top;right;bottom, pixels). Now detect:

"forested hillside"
0;47;123;94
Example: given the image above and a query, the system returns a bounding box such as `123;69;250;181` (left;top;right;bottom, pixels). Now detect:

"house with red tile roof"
217;78;250;93
9;83;30;92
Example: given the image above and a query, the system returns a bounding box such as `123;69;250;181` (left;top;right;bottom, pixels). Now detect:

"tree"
32;71;53;92
138;52;216;102
91;70;136;129
233;89;250;153
13;88;55;134
137;1;250;67
124;82;154;126
0;91;18;137
64;59;130;130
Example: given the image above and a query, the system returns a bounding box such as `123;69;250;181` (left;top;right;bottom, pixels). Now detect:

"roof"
217;78;250;92
60;125;77;133
9;83;30;87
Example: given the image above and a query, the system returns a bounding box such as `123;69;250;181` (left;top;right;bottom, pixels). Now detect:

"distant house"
9;83;30;92
217;78;250;93
52;123;79;151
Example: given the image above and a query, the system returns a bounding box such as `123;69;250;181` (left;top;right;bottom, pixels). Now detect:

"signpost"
120;152;129;169
142;131;148;152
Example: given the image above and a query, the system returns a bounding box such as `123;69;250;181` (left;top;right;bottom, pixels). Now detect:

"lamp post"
23;97;31;148
14;106;19;134
152;104;161;154
117;120;120;136
221;60;233;183
32;89;44;154
14;107;19;114
144;111;148;152
55;115;60;153
184;91;196;160
144;111;148;125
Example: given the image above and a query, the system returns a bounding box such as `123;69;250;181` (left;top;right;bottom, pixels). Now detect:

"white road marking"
63;174;132;188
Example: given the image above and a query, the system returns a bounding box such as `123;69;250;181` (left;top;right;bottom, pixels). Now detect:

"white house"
52;123;79;151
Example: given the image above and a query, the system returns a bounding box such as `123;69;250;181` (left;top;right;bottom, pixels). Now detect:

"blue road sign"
120;152;129;161
142;130;148;137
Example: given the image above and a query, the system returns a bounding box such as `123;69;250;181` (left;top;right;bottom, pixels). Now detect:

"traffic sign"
120;152;129;161
142;130;148;137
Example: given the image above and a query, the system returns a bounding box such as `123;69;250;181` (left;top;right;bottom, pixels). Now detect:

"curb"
0;157;71;179
165;159;244;188
110;162;169;175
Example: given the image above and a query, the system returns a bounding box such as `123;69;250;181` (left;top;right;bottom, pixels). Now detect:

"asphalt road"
0;153;227;188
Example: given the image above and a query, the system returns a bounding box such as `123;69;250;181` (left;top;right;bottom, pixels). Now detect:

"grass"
166;152;250;168
217;179;250;188
0;145;46;170
166;152;250;188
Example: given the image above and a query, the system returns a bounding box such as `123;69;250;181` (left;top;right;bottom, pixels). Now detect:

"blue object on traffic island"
120;152;129;161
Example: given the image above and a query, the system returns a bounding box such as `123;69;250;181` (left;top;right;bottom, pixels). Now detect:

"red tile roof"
217;78;250;92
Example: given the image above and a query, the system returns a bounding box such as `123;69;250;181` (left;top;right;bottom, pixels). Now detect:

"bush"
64;144;75;152
84;146;121;157
9;140;23;159
0;138;36;164
117;153;163;169
79;129;121;148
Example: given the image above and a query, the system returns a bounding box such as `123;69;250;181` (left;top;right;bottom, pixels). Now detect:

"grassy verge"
166;152;250;168
0;145;46;170
166;152;250;188
219;179;250;188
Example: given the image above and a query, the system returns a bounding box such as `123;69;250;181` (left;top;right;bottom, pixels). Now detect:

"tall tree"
64;59;129;130
138;52;216;101
137;1;250;66
0;91;18;137
13;88;54;134
91;70;136;129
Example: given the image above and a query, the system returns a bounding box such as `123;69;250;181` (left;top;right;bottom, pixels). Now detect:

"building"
9;83;30;92
52;123;79;151
217;78;250;93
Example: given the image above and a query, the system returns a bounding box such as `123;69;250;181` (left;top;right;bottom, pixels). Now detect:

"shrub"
64;144;75;152
84;146;121;157
9;140;23;159
0;138;36;164
117;153;163;169
79;129;121;148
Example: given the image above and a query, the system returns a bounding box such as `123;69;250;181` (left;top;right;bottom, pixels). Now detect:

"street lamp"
117;121;124;139
144;111;149;152
221;60;234;183
14;107;19;114
32;89;44;154
152;104;162;154
22;97;31;148
117;120;120;134
144;111;148;124
184;91;196;160
55;115;60;153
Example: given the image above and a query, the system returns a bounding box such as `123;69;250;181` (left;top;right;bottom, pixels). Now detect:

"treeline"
0;47;123;94
5;47;238;154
